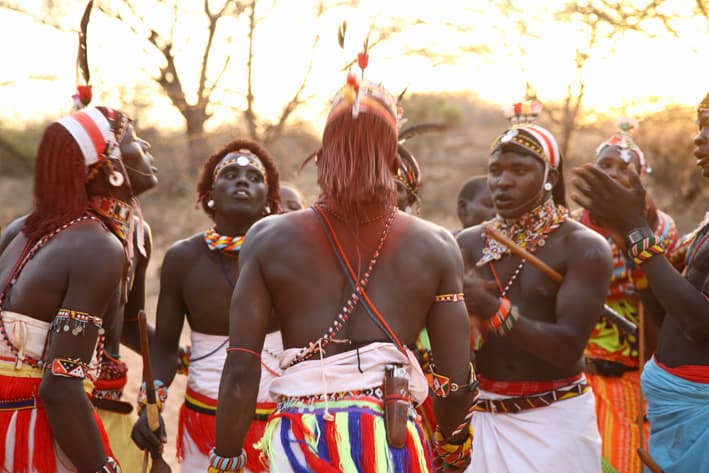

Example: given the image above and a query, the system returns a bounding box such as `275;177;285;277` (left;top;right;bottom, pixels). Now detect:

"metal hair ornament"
595;116;649;174
212;150;267;182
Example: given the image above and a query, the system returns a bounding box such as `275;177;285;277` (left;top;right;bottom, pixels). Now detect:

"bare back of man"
250;208;464;355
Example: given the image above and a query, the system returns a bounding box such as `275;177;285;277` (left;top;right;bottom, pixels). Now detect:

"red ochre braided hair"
23;106;129;241
196;138;281;217
317;80;399;219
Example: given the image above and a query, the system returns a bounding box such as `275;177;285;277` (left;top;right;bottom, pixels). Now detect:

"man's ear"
546;168;559;188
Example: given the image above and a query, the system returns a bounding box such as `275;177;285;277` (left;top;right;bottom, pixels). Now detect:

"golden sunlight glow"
1;1;708;130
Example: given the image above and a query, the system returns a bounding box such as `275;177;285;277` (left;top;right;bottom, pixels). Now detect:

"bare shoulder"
163;232;205;267
241;211;306;254
562;218;612;266
455;224;484;250
0;215;27;255
60;221;125;277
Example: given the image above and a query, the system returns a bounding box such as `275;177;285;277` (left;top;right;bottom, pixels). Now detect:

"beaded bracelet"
96;456;121;473
432;405;475;471
430;362;479;398
485;297;520;336
137;379;168;414
208;448;247;472
628;236;665;266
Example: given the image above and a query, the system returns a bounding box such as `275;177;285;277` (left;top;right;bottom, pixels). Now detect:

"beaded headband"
490;101;560;169
213;150;267;182
595;117;648;174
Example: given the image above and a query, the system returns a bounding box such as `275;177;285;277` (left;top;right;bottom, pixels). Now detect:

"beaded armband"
208;448;247;473
628;236;665;266
432;403;475;470
430;362;479;398
433;293;465;303
51;308;104;336
137;379;168;414
485;297;520;336
96;456;121;473
49;357;90;379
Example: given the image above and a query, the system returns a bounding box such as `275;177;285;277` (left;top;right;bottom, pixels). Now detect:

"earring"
263;205;271;215
543;182;552;191
207;199;215;209
109;170;124;187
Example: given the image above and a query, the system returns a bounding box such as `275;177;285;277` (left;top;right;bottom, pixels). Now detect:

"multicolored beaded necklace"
88;196;137;302
204;227;245;253
478;198;568;296
477;197;569;266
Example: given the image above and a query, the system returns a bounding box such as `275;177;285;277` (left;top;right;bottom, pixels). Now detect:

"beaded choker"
88;196;133;246
477;198;568;266
204;227;245;253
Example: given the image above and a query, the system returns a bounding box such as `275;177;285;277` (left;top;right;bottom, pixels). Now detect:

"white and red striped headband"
58;107;119;167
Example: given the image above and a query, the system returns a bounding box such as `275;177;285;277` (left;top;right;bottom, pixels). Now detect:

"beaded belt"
475;381;590;413
278;386;385;405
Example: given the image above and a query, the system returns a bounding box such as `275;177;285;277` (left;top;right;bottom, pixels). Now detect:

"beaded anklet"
628;236;665;266
208;448;246;472
485;297;520;336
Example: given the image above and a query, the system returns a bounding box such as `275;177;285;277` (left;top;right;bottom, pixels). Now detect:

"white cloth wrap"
188;330;283;403
465;383;601;473
270;342;428;405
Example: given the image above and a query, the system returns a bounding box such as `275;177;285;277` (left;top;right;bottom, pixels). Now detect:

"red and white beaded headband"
213;150;267;182
58;107;120;168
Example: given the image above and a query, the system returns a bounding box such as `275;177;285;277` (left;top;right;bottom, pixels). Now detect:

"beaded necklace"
204;227;245;253
0;215;105;369
88;196;133;246
478;198;568;296
88;196;136;302
477;198;569;266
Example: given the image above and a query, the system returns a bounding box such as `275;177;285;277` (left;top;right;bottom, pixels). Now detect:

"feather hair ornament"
73;0;94;110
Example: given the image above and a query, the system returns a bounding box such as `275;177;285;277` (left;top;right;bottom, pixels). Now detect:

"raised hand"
571;163;649;237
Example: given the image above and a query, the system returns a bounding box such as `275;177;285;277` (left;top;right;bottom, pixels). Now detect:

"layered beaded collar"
204;227;245;253
477;197;568;266
88;196;133;246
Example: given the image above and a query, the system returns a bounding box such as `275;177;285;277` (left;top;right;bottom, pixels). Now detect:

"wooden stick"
483;226;638;334
637;447;665;473
137;311;172;473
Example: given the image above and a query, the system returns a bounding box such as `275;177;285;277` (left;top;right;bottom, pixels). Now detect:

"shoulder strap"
311;204;406;354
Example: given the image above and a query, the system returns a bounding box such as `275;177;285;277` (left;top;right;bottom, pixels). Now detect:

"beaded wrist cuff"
96;456;121;473
137;379;168;414
433;405;474;471
430;362;479;398
208;448;247;472
628;236;665;266
485;297;520;336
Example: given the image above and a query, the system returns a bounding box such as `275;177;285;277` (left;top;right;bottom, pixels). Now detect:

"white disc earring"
543;182;552;191
109;170;124;187
207;199;215;209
